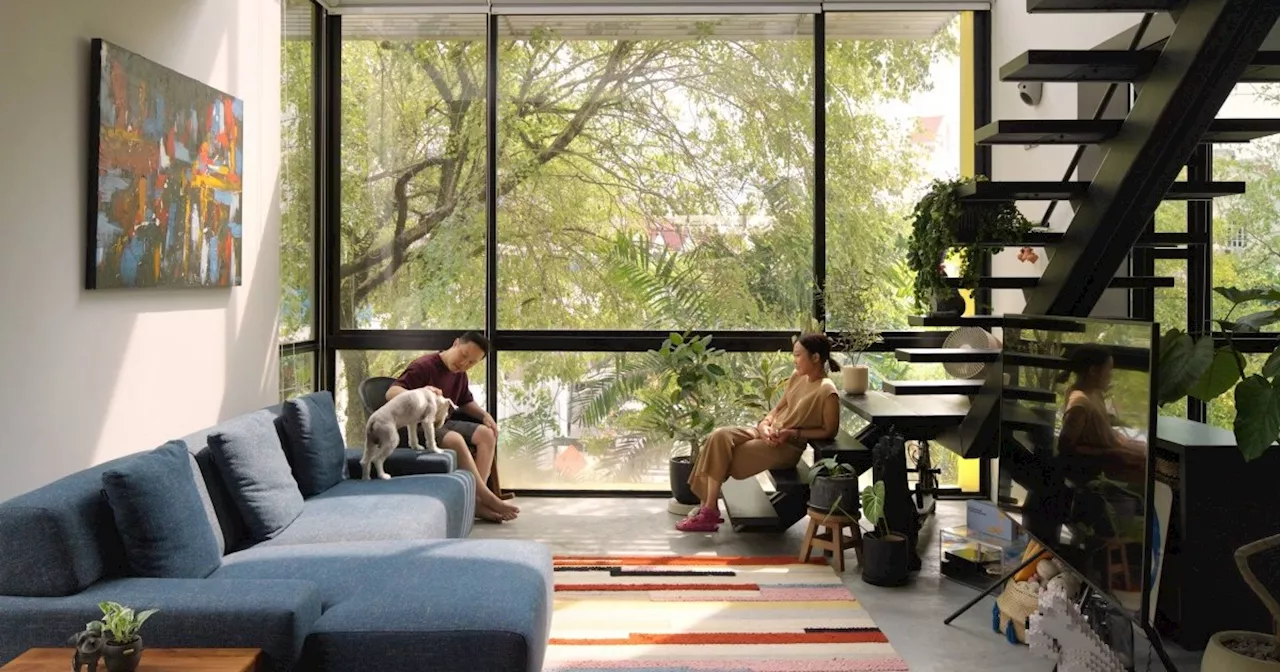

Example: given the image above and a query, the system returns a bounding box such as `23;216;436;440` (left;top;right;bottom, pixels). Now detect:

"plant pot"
103;637;143;672
930;288;966;317
1204;631;1280;671
810;474;859;515
1202;631;1280;672
861;532;909;587
841;366;869;395
669;456;699;506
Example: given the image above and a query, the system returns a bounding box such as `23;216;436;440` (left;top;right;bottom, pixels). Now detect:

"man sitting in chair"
388;332;519;522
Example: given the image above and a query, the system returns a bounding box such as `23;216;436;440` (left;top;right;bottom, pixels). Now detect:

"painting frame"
87;39;244;290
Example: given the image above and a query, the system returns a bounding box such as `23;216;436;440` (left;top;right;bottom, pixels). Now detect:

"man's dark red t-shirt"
392;353;475;407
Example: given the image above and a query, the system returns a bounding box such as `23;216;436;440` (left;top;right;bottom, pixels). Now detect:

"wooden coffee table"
2;648;260;671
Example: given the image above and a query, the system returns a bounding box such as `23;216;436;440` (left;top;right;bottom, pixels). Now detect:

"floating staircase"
866;0;1280;469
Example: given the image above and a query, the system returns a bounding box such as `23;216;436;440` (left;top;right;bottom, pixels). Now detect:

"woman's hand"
776;428;799;444
756;419;777;441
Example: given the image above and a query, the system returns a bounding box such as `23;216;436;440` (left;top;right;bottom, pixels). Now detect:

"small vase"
842;365;869;395
103;637;143;672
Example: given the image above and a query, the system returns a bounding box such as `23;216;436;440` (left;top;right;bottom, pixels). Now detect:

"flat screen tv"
996;314;1158;625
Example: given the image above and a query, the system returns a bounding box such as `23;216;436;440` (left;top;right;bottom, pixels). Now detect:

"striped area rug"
545;555;909;672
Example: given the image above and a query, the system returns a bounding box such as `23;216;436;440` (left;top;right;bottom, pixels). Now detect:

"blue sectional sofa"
0;393;552;672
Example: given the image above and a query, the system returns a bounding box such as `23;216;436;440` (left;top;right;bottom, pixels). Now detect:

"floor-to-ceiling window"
332;14;489;445
280;0;319;401
1206;83;1280;428
296;7;985;493
495;14;816;490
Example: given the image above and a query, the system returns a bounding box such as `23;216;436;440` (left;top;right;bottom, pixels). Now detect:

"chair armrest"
0;577;321;671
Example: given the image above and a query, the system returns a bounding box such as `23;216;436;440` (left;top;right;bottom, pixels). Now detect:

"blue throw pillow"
208;410;305;542
101;441;222;579
282;391;348;497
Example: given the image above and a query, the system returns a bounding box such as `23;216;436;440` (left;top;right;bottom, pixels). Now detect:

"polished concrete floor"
471;496;1201;672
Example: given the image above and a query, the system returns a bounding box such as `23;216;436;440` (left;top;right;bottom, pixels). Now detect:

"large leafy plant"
1158;286;1280;461
88;601;157;645
906;177;1033;312
632;333;728;464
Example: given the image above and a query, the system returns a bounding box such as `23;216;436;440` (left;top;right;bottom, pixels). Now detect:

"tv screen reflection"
999;318;1156;618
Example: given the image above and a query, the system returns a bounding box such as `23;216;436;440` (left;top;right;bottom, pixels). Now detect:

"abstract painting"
88;39;243;289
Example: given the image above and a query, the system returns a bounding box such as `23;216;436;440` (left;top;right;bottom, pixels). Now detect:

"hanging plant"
906;177;1034;312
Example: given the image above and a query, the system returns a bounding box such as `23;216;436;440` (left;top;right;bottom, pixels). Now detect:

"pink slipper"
676;507;721;532
681;507;724;523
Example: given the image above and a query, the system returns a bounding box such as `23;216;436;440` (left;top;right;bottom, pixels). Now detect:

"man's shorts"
433;419;482;454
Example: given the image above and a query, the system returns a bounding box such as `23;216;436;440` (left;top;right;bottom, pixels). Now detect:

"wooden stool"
799;508;863;572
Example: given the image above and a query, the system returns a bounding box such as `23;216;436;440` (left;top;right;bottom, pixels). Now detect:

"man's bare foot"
475;503;505;523
482;495;519;520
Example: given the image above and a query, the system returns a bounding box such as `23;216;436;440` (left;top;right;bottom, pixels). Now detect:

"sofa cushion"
215;539;553;672
0;577;321;671
101;441;222;579
256;472;474;548
208;410;305;542
344;447;453;479
0;458;137;597
282;392;348;497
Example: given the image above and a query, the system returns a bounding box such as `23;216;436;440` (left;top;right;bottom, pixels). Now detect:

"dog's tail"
365;423;378;451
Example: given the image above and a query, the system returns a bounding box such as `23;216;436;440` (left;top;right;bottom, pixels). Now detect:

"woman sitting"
677;333;842;533
1055;344;1147;486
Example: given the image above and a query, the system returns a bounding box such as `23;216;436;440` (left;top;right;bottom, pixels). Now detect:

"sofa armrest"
0;577;321;672
343;447;455;477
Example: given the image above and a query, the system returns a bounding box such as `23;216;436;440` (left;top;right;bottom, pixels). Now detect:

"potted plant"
859;480;909;586
1157;285;1280;461
633;332;728;512
906;176;1033;313
1201;533;1280;671
87;601;157;672
816;276;881;395
809;457;860;513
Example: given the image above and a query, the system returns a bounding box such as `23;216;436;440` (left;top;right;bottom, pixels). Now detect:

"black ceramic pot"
861;533;909;587
103;637;143;672
669;456;698;505
809;475;859;515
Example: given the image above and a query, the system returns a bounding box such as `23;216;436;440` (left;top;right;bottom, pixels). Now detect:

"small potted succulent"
859;480;909;587
87;601;157;672
809;457;860;513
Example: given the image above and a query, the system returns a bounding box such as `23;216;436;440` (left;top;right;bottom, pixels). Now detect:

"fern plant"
906;177;1033;312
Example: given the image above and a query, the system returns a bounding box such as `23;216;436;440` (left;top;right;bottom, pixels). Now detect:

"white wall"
988;6;1141;317
0;0;282;500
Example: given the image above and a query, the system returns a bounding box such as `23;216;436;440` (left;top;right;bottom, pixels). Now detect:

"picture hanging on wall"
87;39;243;289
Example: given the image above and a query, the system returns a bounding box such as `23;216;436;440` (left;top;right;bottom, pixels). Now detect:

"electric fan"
942;326;1000;380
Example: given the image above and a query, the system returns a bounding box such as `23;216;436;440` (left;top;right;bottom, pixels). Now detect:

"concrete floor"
471;496;1202;672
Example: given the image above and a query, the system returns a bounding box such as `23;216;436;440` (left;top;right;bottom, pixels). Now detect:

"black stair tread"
1003;50;1280;84
976;119;1122;145
977;119;1280;146
721;477;779;526
1004;386;1058;403
909;314;1006;328
884;379;983;395
766;455;811;491
958;230;1207;248
1241;52;1280;83
957;180;1244;202
1003;403;1056;431
895;347;1000;363
1203;119;1280;143
941;276;1175;289
840;390;970;426
1027;0;1183;11
1000;49;1158;83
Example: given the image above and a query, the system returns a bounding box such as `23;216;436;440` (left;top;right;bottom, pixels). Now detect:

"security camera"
1018;82;1043;107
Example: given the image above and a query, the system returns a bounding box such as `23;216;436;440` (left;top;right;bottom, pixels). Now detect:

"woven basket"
996;580;1042;644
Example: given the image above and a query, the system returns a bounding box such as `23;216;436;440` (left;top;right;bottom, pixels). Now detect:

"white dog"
362;388;457;480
